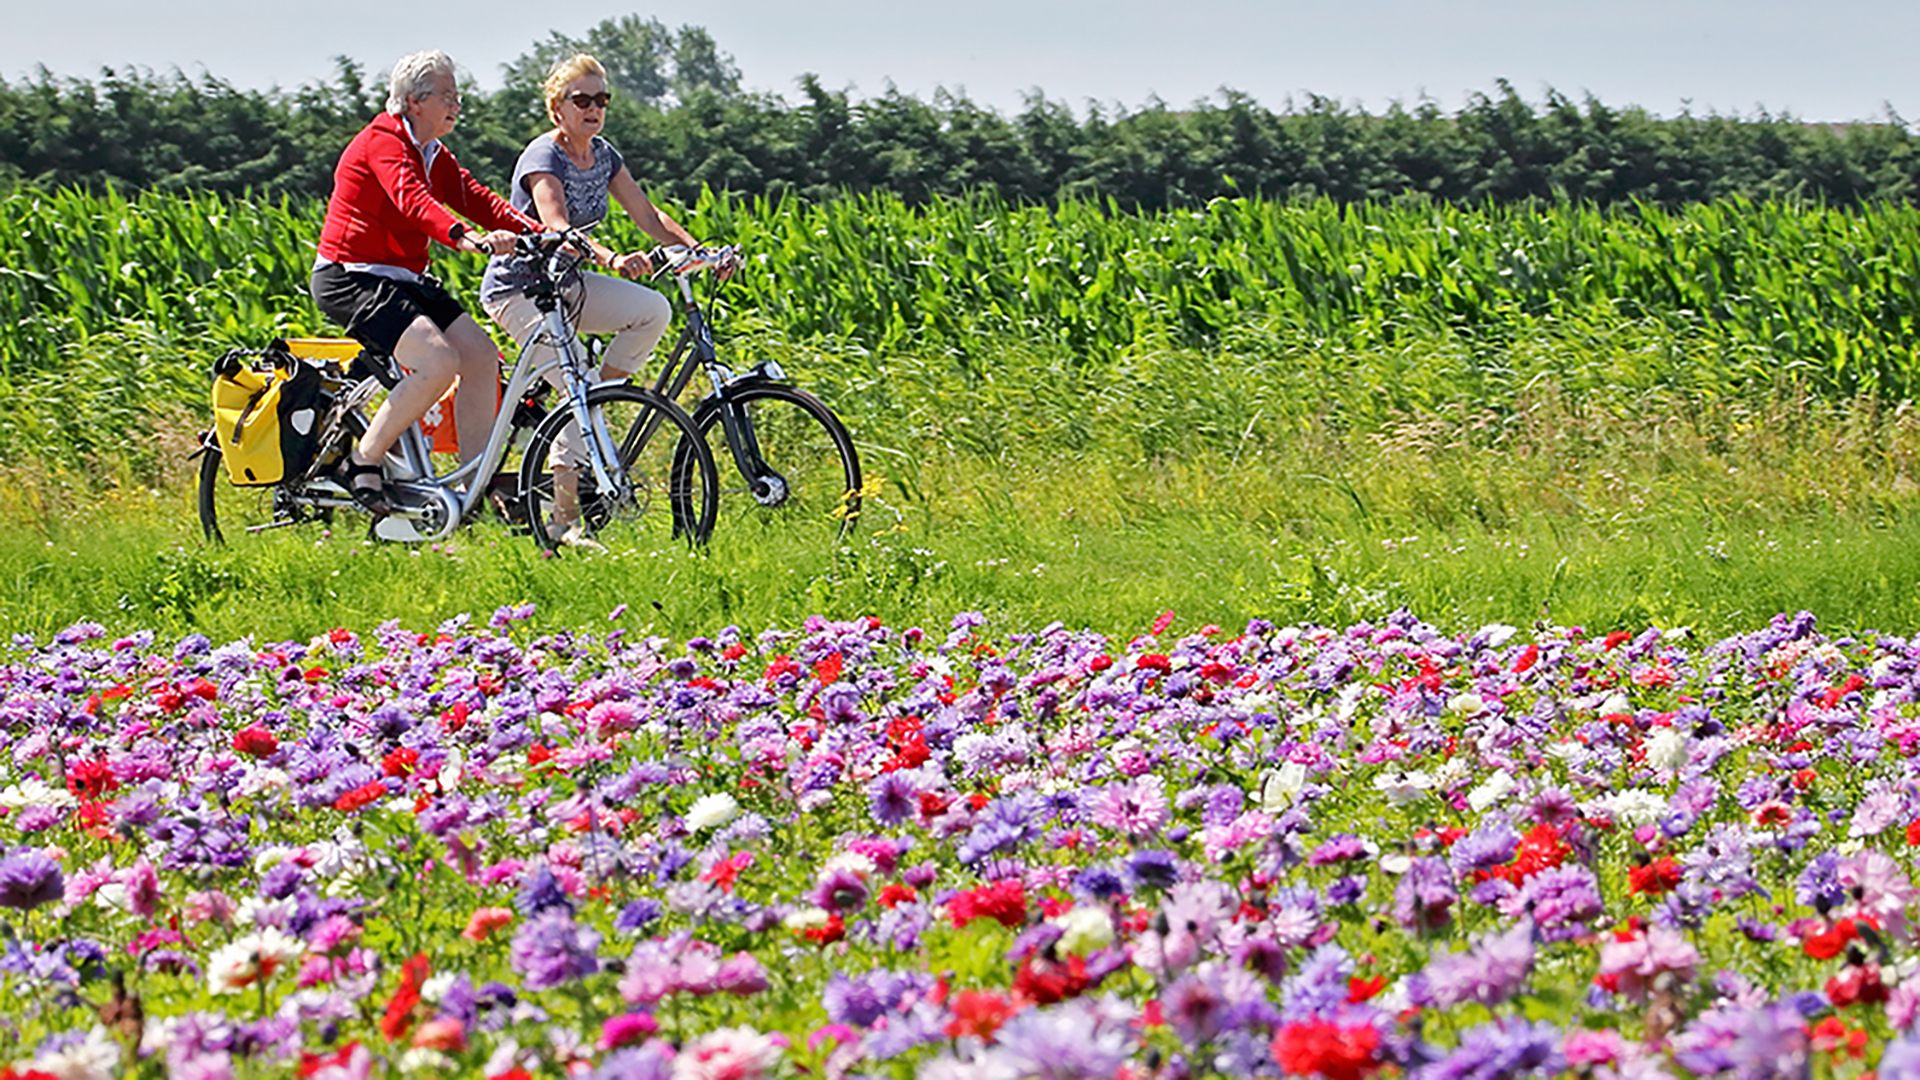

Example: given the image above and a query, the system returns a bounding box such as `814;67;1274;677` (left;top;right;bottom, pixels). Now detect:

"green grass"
9;363;1920;644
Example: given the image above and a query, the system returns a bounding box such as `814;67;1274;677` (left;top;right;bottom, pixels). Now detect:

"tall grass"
6;186;1920;405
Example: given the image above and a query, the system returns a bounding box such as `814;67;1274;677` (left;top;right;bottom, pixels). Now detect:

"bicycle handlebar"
646;244;742;278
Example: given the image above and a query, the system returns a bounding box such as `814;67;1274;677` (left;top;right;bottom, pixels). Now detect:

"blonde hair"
544;54;609;123
386;50;456;116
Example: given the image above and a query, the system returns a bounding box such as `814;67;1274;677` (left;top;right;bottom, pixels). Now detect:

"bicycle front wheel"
520;384;718;552
684;382;862;544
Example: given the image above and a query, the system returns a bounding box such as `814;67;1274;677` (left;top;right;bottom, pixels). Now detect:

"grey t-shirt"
479;133;626;301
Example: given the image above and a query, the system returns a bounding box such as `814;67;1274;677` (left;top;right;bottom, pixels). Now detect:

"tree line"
2;16;1915;210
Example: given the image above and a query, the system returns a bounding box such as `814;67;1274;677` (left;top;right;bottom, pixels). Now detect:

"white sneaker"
551;523;608;554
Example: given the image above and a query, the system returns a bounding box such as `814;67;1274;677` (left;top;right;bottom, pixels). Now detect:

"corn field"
4;186;1919;406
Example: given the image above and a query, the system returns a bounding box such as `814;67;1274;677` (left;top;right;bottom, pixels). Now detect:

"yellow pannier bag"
209;341;327;486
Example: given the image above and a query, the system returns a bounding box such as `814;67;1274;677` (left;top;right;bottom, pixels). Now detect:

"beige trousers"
484;272;674;472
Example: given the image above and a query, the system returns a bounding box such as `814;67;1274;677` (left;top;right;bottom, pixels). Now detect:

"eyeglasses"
566;92;612;110
421;87;462;107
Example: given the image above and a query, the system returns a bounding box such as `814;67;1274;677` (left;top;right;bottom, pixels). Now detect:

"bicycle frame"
341;252;635;542
646;267;785;485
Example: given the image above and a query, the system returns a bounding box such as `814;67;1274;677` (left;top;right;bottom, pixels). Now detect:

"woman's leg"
355;313;460;466
575;274;672;380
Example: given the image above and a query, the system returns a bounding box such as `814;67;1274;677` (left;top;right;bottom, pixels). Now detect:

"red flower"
1512;644;1539;672
296;1042;364;1078
1826;964;1890;1008
945;990;1016;1040
949;880;1027;929
1803;919;1861;961
1012;953;1092;1005
1347;975;1388;1003
801;913;846;946
1628;857;1684;896
1603;630;1633;650
65;760;118;802
1484;823;1571;885
1151;610;1177;635
878;884;919;908
1136;654;1172;673
813;652;844;684
1271;1018;1384;1080
1809;1016;1869;1058
380;953;431;1042
232;726;279;759
383;747;419;778
333;781;389;814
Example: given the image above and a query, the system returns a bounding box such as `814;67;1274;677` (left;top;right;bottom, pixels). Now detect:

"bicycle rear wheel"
196;441;332;543
683;382;862;544
520;384;717;552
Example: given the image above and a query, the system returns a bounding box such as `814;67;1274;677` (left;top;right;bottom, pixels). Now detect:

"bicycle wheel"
520;384;717;552
197;442;331;543
683;382;862;543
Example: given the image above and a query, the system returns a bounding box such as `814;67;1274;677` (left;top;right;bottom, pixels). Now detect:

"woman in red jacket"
309;49;535;514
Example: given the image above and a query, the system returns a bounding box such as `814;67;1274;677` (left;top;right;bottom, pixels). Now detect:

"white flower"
1051;905;1115;956
30;1024;120;1080
1374;771;1432;805
1479;624;1520;648
235;765;291;800
207;927;306;994
1604;789;1668;827
0;778;77;810
1379;853;1413;875
1467;772;1517;812
1260;762;1309;813
782;908;830;931
399;1048;455;1073
821;851;876;877
1596;691;1631;717
686;792;740;832
1644;728;1689;772
1448;692;1487;716
421;972;457;1003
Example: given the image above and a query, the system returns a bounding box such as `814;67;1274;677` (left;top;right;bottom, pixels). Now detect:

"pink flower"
411;1018;467;1053
1596;924;1700;1001
598;1012;659;1051
673;1026;783;1080
184;889;236;927
716;952;769;996
1085;775;1170;837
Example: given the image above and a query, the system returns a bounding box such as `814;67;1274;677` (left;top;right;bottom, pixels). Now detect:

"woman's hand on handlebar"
610;251;653;280
462;229;520;256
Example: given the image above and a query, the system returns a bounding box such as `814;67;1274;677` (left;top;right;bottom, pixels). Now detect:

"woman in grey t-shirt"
481;53;703;546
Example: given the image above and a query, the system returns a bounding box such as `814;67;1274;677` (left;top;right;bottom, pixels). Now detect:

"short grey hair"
385;50;455;116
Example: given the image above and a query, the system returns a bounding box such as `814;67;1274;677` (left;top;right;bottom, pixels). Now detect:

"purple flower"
515;864;574;918
509;909;602;990
822;969;930;1027
1424;921;1535;1008
982;995;1137;1079
615;899;663;934
1448;819;1520;878
867;771;920;828
1074;865;1126;901
1126;850;1180;892
1394;856;1457;931
1308;834;1367;866
1504;865;1603;941
1415;1018;1564;1079
0;852;64;911
810;868;870;914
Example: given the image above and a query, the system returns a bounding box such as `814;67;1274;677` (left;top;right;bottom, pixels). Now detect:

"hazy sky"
5;0;1914;123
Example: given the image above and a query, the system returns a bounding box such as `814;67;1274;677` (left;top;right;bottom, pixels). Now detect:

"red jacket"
315;112;534;272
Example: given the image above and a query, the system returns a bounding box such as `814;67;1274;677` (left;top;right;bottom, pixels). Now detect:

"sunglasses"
566;92;612;109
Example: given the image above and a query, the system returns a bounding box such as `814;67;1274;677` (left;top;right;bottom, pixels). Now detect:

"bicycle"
196;229;720;550
639;245;863;545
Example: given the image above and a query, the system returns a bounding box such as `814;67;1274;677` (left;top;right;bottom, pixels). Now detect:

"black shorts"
310;263;468;357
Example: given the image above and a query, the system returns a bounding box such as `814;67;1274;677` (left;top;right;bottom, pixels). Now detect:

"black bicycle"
643;246;863;544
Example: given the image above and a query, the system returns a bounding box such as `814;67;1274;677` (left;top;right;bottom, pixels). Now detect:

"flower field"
4;605;1920;1079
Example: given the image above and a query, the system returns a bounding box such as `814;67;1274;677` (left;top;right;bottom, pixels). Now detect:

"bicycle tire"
520;384;718;552
680;382;862;544
197;442;331;543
